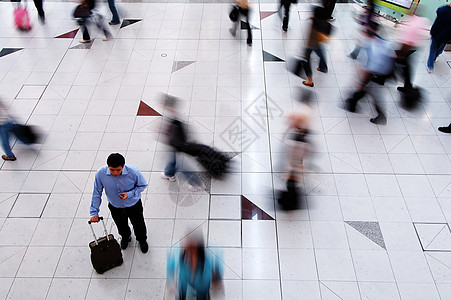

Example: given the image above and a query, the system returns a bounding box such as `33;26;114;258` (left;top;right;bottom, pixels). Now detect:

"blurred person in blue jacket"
0;100;16;161
344;21;395;125
166;234;223;300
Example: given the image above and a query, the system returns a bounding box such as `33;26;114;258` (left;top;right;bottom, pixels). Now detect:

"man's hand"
118;192;128;200
89;216;99;223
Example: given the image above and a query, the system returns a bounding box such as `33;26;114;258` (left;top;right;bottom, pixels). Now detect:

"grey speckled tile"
345;221;386;250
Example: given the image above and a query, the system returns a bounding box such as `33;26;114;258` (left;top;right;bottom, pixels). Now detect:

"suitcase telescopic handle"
88;217;110;245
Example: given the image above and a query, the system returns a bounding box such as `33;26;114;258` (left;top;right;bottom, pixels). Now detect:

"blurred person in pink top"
395;8;429;92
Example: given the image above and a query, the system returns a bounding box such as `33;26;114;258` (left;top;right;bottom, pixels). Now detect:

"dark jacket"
430;5;451;43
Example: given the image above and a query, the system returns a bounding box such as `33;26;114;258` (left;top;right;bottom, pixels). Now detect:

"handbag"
229;5;239;22
73;3;91;18
287;56;307;79
14;4;32;31
11;123;41;144
313;18;333;36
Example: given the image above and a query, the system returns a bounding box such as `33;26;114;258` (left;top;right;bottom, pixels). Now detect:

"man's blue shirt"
90;165;148;216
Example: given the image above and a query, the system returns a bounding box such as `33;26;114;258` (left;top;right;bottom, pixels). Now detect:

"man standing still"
90;153;149;253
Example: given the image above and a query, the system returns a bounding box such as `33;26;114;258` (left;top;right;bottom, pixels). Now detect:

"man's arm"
90;171;104;221
126;169;148;199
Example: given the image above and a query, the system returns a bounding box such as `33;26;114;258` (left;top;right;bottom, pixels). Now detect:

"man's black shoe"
438;124;451;133
344;99;356;113
121;236;131;250
139;240;149;253
370;114;387;125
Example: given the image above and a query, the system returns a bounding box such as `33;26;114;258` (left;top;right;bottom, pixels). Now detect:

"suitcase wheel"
95;267;105;274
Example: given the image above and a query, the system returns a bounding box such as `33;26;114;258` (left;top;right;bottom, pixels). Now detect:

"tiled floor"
1;1;451;299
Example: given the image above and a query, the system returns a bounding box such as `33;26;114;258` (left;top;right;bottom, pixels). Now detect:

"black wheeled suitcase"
185;143;229;178
88;217;123;274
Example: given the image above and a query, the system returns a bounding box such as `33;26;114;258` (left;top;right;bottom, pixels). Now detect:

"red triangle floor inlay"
137;101;162;116
260;11;278;20
55;29;79;39
241;195;274;220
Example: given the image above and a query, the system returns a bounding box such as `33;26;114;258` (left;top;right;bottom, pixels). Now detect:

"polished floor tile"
0;1;450;299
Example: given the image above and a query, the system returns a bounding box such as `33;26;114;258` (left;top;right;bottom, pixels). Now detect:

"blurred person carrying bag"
73;0;91;18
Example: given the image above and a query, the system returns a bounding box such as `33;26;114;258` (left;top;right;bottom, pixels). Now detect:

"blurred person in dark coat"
426;3;451;73
229;0;252;46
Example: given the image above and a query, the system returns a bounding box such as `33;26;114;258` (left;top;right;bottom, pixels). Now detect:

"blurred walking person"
278;110;311;210
107;0;120;25
279;0;297;32
349;0;376;59
33;0;45;23
166;234;223;300
74;0;112;43
395;11;429;92
344;22;395;125
0;100;16;161
160;94;204;191
229;0;252;46
301;1;331;87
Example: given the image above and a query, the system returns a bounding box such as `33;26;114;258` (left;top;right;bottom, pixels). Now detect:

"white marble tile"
30;218;72;246
17;246;62;277
315;249;356;281
6;278;52;300
242;248;279;280
0;218;39;246
242;280;281;300
0;246;27;277
208;220;241;248
358;282;400;300
279;248;317;280
54;246;94;278
8;193;49;218
351;249;395;282
389;251;434;283
242;220;276;248
46;278;91;300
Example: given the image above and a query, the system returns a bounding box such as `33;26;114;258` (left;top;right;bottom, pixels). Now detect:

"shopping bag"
14;4;31;31
287;56;307;79
73;4;91;18
229;5;239;22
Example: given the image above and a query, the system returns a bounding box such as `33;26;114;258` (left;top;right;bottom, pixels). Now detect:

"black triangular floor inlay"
0;48;23;58
223;152;240;160
345;221;386;250
70;42;93;50
120;19;142;29
241;195;274;220
241;21;259;30
263;51;284;62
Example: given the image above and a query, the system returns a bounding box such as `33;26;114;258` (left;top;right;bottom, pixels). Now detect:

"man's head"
107;153;125;177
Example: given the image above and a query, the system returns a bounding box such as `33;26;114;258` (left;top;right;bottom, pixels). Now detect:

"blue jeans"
427;37;446;70
107;0;120;24
164;152;202;187
0;121;15;157
304;45;328;77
